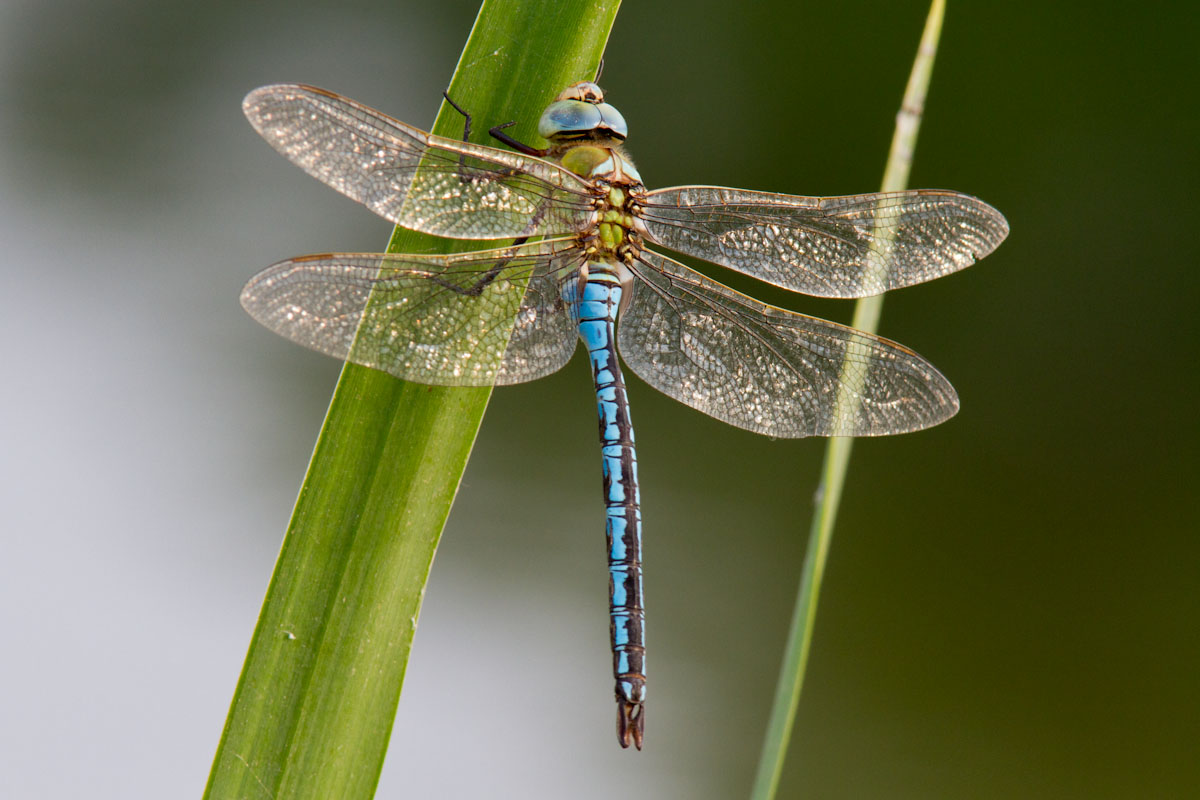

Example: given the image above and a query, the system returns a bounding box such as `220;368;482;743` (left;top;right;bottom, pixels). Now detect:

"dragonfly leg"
489;121;548;157
441;90;472;143
440;90;483;182
416;237;533;298
443;90;548;157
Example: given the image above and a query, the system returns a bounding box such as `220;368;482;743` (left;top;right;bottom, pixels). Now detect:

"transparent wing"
639;187;1008;298
240;240;585;386
243;84;598;239
618;250;958;438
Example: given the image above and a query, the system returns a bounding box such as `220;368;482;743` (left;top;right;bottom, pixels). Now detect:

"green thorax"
555;145;643;258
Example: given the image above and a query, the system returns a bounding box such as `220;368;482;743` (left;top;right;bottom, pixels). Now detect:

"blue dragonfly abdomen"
564;261;646;749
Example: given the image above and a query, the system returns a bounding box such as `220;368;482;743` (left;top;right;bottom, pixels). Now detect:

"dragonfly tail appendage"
616;696;645;750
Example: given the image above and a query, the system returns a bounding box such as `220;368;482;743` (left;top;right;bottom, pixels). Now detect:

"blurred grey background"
1;0;1196;797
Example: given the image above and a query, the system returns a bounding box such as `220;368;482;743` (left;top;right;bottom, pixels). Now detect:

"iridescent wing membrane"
622;251;958;437
639;187;1008;298
241;239;587;386
243;85;598;239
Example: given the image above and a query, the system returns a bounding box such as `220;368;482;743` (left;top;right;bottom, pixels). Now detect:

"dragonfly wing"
244;84;598;239
617;250;958;438
639;187;1008;298
240;240;583;386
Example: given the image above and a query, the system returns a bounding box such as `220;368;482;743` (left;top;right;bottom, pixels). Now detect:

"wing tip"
242;83;292;119
965;194;1010;257
242;83;336;125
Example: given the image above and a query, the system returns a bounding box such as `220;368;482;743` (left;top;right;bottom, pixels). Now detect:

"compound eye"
595;103;628;139
538;100;602;140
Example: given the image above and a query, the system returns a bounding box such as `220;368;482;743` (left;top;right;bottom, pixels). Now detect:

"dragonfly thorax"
545;98;647;266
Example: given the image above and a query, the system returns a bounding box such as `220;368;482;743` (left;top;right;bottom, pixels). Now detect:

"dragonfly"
240;80;1008;749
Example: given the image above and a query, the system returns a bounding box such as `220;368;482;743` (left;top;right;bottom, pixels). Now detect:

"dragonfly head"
538;82;628;143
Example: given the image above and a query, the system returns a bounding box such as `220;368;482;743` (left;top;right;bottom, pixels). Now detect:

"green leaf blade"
206;2;622;798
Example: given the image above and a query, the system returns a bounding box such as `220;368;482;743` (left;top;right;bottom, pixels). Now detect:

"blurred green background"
2;0;1196;797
